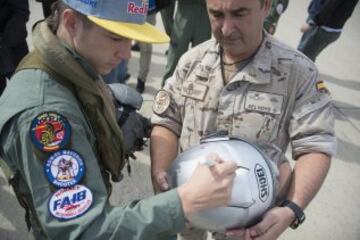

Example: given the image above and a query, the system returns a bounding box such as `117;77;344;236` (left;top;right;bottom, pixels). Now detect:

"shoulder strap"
16;51;75;92
0;158;14;181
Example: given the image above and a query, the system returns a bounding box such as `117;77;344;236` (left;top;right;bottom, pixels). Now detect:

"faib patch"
48;185;93;221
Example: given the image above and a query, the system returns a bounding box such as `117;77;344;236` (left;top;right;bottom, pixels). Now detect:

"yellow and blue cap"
62;0;169;43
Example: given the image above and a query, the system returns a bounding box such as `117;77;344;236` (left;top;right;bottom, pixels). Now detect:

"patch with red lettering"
30;112;71;152
127;1;148;15
48;185;93;221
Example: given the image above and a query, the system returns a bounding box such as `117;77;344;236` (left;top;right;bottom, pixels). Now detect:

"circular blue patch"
30;112;71;152
45;150;85;188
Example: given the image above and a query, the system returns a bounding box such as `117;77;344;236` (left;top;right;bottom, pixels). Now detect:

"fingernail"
226;232;235;236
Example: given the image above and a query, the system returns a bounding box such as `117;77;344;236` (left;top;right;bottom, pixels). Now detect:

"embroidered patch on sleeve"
153;90;171;115
48;185;93;221
45;150;85;188
30;112;71;152
316;80;329;94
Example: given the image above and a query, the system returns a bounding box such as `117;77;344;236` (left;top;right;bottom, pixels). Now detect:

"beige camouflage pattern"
152;33;336;169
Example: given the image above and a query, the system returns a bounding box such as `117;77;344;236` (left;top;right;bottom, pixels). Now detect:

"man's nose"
221;17;235;37
115;39;132;60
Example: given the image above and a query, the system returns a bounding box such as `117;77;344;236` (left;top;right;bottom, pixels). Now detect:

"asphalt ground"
1;1;360;239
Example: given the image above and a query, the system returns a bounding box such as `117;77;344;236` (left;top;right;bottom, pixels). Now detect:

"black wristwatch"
280;200;306;229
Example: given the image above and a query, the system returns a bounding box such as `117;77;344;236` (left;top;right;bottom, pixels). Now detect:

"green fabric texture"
162;1;211;85
18;21;125;182
0;21;186;239
264;0;289;32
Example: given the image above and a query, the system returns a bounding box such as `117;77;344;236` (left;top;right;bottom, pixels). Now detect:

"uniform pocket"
232;91;283;142
233;111;279;142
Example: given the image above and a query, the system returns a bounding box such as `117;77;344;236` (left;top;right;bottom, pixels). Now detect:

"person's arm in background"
263;0;289;35
312;0;341;26
1;0;29;48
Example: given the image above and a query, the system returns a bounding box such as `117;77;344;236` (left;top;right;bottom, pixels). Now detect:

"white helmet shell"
169;136;277;231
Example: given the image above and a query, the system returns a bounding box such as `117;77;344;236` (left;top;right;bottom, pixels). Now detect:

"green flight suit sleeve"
1;105;185;240
264;0;289;33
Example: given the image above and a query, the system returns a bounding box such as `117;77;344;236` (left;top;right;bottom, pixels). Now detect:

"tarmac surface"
1;1;360;239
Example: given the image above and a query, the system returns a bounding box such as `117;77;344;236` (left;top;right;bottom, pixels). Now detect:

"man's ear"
263;0;272;14
61;9;81;38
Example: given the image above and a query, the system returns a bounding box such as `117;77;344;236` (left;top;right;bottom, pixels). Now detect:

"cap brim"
88;16;170;44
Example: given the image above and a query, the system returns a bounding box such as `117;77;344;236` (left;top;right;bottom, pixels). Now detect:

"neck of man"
222;32;264;64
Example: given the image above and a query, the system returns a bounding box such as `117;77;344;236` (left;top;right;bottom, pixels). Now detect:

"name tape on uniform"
245;91;283;115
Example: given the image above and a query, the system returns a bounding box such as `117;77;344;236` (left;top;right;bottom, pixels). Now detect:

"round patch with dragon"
30;112;71;152
45;150;85;188
153;90;171;115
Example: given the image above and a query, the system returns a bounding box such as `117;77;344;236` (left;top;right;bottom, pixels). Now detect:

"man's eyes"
210;11;247;18
234;9;248;17
209;9;223;18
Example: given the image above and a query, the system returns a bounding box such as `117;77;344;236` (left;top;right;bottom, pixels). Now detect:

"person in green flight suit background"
264;0;289;35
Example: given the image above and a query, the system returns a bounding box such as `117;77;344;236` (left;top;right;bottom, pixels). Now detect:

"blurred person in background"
0;0;29;95
297;0;359;62
263;0;289;35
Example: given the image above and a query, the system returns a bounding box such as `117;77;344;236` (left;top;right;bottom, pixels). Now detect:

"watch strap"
281;200;306;229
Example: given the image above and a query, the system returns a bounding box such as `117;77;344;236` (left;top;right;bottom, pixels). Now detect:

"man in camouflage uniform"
151;0;336;239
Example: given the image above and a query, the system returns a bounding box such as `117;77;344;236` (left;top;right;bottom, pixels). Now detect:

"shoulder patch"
316;80;329;94
48;185;93;221
45;150;85;188
153;90;171;115
30;112;71;152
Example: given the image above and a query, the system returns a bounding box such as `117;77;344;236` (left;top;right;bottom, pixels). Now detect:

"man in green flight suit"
162;0;212;86
0;0;238;239
264;0;289;34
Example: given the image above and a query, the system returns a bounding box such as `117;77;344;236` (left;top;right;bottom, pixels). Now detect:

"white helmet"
168;136;277;231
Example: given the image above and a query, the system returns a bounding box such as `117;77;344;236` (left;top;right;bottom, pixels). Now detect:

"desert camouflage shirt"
152;33;337;168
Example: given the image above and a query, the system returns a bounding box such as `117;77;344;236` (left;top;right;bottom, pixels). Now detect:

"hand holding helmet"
177;155;238;218
169;136;277;231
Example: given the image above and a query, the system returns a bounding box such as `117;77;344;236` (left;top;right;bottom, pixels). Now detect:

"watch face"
290;219;300;229
299;212;306;223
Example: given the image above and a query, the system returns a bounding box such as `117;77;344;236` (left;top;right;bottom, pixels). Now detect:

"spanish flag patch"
316;80;329;93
